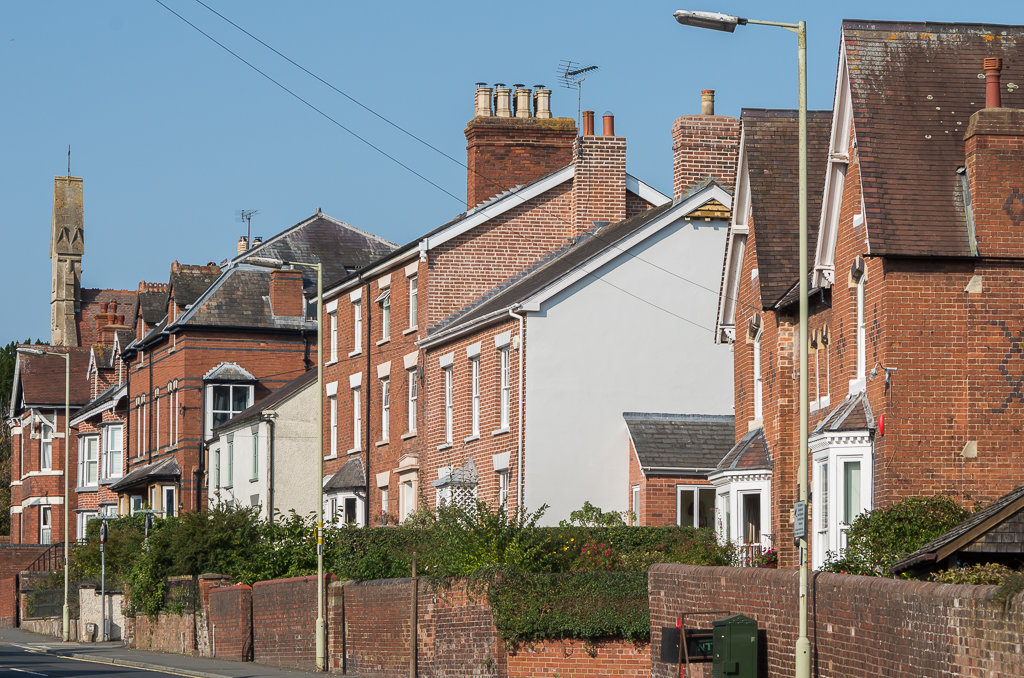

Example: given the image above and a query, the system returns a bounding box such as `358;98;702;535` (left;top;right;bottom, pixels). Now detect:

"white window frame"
352;301;362;354
408;274;418;328
753;328;763;421
329;311;338;363
77;511;98;541
80;435;99;487
381;293;391;341
675;485;716;529
155;388;161;450
810;432;873;569
251;428;259;481
381;377;390;441
407;368;417;433
325;491;365;527
40;414;53;471
443;366;454;445
227;439;234;489
206;384;254;440
632;485;641;526
329;395;338;458
352;387;362;451
499;470;509;507
856;275;866;381
470;357;480;437
103;424;123;480
214;445;221;491
163;485;176;518
499;347;511;430
40;506;52;544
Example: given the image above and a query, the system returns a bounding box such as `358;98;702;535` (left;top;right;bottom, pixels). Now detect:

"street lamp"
673;10;811;678
248;256;326;671
19;347;72;643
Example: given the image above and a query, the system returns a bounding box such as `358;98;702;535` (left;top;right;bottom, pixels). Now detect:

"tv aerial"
235;209;259;247
558;60;600;128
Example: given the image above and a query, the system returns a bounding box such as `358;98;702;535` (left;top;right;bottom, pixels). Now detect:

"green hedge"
488;570;650;644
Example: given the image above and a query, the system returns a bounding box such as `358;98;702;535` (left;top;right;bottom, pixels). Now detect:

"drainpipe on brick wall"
508;305;526;511
365;279;372;529
262;414;276;524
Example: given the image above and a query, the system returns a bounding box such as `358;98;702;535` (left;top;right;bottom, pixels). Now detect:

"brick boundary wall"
208;584;252;661
252;574;333;670
507;639;649;677
0;579;17;628
130;611;195;655
649;563;1024;678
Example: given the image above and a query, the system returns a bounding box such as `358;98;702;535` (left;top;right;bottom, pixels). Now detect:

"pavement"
0;627;338;677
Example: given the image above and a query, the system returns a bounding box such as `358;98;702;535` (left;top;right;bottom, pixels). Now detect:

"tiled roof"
15;347;92;408
234;212;397;285
324;456;365;492
109;456;181;492
624;413;735;472
92;344;114;370
742;109;832;307
181;266;313;330
77;289;139;346
814;391;876;433
215;369;316;432
842;20;1024;256
72;383;126;424
714;427;772;473
892;485;1024;574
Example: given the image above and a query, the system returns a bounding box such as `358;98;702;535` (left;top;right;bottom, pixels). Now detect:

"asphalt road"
0;641;179;677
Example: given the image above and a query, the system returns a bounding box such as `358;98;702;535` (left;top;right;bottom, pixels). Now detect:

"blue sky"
1;1;1020;346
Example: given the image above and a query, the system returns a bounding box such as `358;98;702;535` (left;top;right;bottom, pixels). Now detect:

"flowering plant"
574;541;620;571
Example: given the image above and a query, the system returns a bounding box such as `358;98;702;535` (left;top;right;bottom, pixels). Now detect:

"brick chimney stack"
270;268;304;317
964;58;1024;257
465;83;577;209
572;110;626;238
671;90;740;199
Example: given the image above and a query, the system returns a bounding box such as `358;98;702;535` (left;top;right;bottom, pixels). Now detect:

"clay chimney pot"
582;110;595;136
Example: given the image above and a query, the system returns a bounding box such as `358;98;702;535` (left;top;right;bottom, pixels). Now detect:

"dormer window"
203;362;256;439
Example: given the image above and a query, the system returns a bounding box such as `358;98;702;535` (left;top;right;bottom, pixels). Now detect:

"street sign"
99;520;107;544
793;500;807;544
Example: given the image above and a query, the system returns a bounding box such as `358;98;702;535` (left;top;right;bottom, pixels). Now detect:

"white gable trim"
813;37;856;288
523;183;733;309
422;165;575;252
716;129;751;344
625;174;671;207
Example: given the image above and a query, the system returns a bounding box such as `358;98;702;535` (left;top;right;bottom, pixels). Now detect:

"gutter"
889;552;936;574
641;466;718;476
417;307;512;351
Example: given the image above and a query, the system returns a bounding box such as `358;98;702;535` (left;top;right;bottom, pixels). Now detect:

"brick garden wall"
252;574;332;669
130;611;195;655
0;578;16;628
649;563;1024;678
507;639;649;677
208;584;252;661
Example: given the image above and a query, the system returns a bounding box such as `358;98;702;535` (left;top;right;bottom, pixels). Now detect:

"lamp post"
673;10;810;678
19;347;72;642
248;256;325;671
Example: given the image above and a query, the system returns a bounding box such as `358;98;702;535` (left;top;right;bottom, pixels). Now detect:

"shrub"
930;563;1015;585
821;495;969;577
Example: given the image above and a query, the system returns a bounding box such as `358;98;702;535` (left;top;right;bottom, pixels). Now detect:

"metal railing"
25;542;67;572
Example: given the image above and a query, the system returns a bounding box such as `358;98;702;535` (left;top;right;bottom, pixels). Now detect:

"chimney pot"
985;58;1003;109
582;110;595;136
602;111;615;136
514;86;532;118
117;314;125;325
100;302;109;313
474;84;494;117
109;300;117;314
252;236;263;247
238;236;248;255
534;88;552;118
494;85;512;118
701;89;715;116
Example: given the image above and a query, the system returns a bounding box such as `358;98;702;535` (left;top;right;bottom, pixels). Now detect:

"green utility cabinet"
712;614;758;677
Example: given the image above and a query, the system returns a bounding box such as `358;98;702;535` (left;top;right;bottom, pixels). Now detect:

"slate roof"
138;290;169;325
624;413;736;472
204;362;257;381
891;485;1024;573
114;329;134;351
814;391;876;433
180;266;313;330
742;109;832;307
841;20;1024;257
92;345;114;370
14;347;92;409
169;263;221;308
324;456;365;492
714;427;772;473
108;456;181;492
233;212;397;285
77;289;139;346
214;369;316;432
72;383;126;424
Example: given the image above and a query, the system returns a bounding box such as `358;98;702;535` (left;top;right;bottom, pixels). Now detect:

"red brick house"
113;212;396;516
315;84;741;526
716;21;1024;569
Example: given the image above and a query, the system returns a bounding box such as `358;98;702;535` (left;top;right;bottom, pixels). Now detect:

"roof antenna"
558;60;600;130
235;209;259;248
67;145;71;176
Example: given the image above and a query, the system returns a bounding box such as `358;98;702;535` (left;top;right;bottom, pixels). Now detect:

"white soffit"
625;174;671;207
717;130;751;342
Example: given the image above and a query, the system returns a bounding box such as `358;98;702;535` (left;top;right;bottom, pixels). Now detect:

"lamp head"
247;256;286;269
673;10;747;32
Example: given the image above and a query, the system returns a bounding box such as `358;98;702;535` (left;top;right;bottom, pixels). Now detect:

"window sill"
437;442;453;451
348;350;362;358
325;359;338;367
403;327;418;336
376;440;389;447
250;477;259;483
401;431;417;440
376;338;390;347
347;448;363;455
491;428;510;437
464;434;480;444
76;486;99;493
324;454;339;461
747;418;763;432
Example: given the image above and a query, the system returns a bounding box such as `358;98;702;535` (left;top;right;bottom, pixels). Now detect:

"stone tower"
50;176;84;346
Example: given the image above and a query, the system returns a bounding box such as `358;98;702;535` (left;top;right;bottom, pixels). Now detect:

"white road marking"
8;669;49;676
